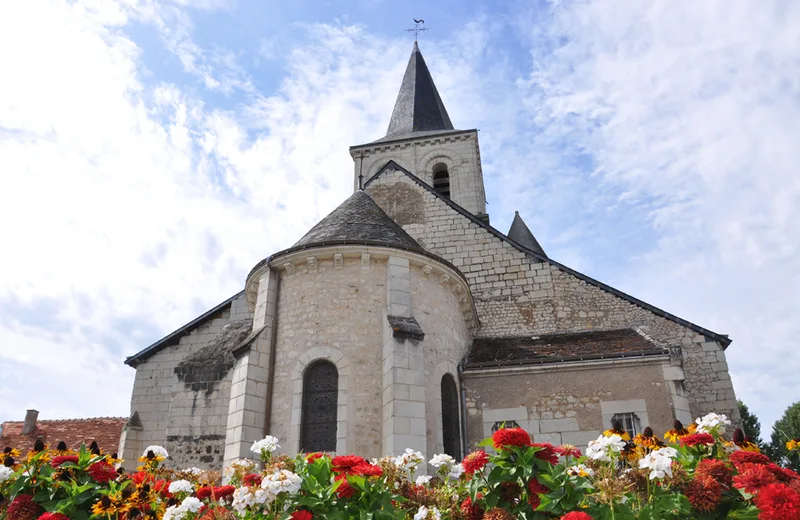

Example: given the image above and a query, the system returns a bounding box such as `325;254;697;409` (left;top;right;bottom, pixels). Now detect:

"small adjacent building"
0;409;125;454
120;43;739;470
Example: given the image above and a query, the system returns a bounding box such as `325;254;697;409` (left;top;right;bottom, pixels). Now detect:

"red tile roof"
0;417;126;455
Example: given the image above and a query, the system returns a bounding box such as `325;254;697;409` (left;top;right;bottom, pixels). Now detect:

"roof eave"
349;129;478;151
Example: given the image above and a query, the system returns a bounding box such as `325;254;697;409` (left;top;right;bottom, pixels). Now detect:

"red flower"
753;483;800;520
291;511;313;520
686;476;723;513
6;494;43;520
528;478;549;509
334;475;356;498
695;459;733;489
462;450;489;475
492;427;531;450
766;464;800;483
38;514;69;520
305;452;324;463
734;463;778;494
331;455;368;474
131;471;155;486
731;450;772;467
460;495;484;520
214;485;236;499
87;462;117;483
49;455;79;468
679;433;715;447
198;506;233;520
243;473;263;487
153;479;173;497
555;445;582;458
351;463;382;477
561;513;594;520
197;486;213;500
532;443;559;465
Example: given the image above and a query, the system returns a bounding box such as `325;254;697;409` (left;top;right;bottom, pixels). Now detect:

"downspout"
457;363;469;459
262;270;281;436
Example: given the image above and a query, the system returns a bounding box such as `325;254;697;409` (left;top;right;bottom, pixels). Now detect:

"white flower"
260;469;302;499
254;488;270;504
168;480;194;494
184;467;204;475
638;447;678;480
414;506;441;520
696;413;731;434
224;458;256;478
251;435;280;455
162;505;181;520
232;487;255;513
394;448;424;471
415;475;432;485
586;434;626;462
142;445;169;459
181;496;203;513
448;463;464;479
428;453;456;468
567;464;595;477
0;466;13;482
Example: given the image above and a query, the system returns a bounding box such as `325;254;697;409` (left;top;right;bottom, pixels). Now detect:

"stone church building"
120;43;739;470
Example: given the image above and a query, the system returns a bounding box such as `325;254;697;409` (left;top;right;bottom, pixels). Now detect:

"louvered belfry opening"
441;374;461;458
300;360;338;452
432;163;450;199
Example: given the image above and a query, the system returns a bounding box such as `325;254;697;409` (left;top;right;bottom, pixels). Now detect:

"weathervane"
406;18;428;41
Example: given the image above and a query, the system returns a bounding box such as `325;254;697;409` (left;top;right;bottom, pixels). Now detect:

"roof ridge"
1;417;127;425
365;161;731;348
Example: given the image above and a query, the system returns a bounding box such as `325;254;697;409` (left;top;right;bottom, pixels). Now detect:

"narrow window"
432;163;450;199
611;412;642;438
441;374;461;458
300;360;338;452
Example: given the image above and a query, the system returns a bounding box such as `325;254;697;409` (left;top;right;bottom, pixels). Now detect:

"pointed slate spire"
384;42;455;140
508;211;547;258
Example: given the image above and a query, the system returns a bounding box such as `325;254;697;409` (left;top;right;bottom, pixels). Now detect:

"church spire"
384;42;455;140
508;211;547;258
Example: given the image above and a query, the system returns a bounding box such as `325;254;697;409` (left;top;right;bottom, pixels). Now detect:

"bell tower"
350;42;488;221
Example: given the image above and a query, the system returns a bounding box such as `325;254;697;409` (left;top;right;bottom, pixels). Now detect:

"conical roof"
292;191;422;250
508;211;547;258
383;42;456;141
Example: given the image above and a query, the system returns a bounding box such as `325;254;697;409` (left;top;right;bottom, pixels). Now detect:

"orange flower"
686;476;722;513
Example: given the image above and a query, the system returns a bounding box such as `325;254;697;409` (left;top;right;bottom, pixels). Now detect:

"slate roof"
508;211;547;258
290;190;423;251
0;417;126;454
377;42;461;143
365;160;732;348
464;329;668;369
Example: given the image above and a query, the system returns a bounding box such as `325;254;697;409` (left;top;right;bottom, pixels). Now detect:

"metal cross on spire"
406;18;428;41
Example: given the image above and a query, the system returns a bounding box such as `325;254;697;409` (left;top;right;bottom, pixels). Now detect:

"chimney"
22;409;39;435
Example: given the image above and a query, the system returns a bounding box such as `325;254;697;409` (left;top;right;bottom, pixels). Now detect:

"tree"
737;400;766;451
768;400;800;471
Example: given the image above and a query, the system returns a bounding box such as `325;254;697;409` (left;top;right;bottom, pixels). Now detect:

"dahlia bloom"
561;512;594;520
555;444;582;458
733;463;778;494
753;483;800;520
332;455;369;474
695;458;732;489
686;476;722;514
462;450;489;475
730;450;772;467
291;510;313;520
87;461;117;483
679;433;715;447
492;427;531;449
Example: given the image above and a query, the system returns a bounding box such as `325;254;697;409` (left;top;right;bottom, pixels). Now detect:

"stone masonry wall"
122;294;251;469
269;255;386;460
365;169;740;425
463;359;674;452
352;131;486;216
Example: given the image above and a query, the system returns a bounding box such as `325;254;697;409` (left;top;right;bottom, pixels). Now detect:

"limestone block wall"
463;358;675;452
268;253;386;460
121;294;251;469
352;131;486;216
366;169;739;425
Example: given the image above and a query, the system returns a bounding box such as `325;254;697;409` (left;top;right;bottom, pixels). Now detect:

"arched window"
300;360;338;452
441;374;461;458
432;163;450;199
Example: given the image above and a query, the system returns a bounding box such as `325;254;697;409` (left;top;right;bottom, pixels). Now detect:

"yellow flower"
603;421;631;441
787;439;799;451
633;427;664;451
664;420;694;443
91;496;118;516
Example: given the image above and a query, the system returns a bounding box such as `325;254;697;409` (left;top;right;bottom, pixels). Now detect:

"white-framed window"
611;412;642;438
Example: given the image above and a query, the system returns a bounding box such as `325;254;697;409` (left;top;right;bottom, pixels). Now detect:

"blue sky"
1;0;799;439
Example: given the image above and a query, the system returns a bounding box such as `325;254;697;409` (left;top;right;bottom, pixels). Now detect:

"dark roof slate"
381;42;458;143
508;211;547;258
292;190;422;251
387;315;425;341
465;329;667;369
364;160;732;348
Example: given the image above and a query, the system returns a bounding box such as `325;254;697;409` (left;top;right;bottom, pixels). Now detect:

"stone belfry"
350;42;488;221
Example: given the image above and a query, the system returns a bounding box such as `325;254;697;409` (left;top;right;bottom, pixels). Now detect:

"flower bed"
1;413;800;519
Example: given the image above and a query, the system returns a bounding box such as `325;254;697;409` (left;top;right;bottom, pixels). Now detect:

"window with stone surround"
300;360;338;452
432;163;450;198
441;374;461;458
611;412;642;438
